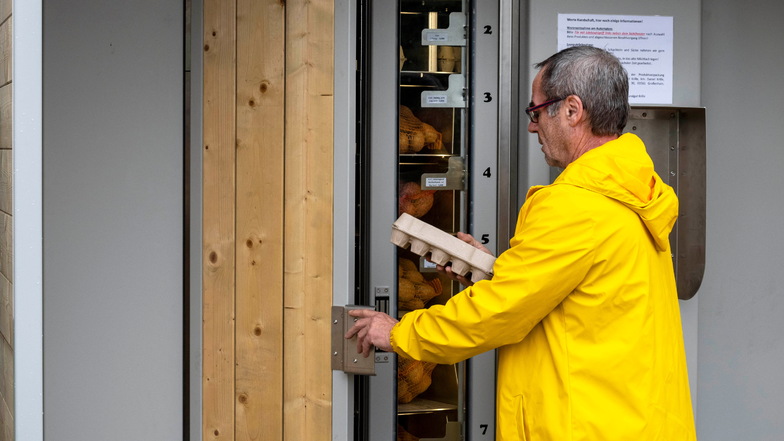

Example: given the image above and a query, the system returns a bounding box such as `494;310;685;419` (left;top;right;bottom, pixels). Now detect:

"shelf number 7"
480;424;489;435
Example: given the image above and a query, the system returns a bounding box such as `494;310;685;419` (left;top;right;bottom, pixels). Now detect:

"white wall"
698;0;784;439
42;0;184;439
14;0;44;439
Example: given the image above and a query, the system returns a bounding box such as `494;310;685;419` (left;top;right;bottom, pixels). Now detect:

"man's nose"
527;120;538;133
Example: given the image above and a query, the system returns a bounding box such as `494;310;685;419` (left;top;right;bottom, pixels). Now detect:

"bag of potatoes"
399;106;443;153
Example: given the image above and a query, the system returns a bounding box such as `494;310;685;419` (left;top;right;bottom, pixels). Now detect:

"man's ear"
563;95;585;127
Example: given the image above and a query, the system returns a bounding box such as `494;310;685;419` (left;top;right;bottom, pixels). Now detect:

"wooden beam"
235;0;285;440
0;85;10;150
0;337;11;417
202;0;236;440
0;212;10;285
0;0;9;26
0;19;11;86
0;274;10;348
283;0;334;440
0;150;10;216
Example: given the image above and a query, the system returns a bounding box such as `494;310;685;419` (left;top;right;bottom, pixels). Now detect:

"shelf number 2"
480;424;489;435
484;25;492;35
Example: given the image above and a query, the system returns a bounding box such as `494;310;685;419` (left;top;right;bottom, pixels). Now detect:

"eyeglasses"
525;97;565;123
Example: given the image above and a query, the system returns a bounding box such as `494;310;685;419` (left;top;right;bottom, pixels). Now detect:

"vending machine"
332;1;706;440
331;0;515;440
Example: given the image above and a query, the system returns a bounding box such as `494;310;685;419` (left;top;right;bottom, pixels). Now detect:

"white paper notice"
558;14;673;104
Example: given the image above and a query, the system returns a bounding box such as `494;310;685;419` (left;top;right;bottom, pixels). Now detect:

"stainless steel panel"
468;1;501;439
626;107;706;300
368;0;402;438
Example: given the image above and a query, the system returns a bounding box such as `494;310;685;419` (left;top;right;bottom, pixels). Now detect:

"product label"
425;32;449;43
425;177;448;187
425;94;448;105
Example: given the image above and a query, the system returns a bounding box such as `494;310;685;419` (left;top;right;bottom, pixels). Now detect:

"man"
346;46;697;440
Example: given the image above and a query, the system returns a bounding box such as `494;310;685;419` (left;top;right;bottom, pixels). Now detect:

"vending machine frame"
333;1;515;440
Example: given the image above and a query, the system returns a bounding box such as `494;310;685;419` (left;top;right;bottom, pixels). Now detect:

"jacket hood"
545;133;678;251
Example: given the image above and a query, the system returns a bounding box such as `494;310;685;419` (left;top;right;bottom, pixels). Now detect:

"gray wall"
522;0;784;439
43;0;184;440
521;0;703;411
699;0;784;439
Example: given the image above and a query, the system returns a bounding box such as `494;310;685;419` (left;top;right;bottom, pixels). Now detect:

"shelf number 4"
483;167;491;178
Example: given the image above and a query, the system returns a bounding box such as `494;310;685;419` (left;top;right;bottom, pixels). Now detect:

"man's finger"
348;309;375;318
344;324;359;339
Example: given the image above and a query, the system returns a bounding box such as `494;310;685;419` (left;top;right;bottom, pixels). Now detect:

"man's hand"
344;309;399;357
435;232;494;286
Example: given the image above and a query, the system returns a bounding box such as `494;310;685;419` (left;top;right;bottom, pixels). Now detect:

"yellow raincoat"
390;133;697;440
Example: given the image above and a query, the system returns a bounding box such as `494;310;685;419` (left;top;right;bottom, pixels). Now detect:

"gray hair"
535;46;630;136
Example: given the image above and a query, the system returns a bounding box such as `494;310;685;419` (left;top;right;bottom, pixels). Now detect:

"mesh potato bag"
398;181;436;218
398;258;442;311
399;106;443;153
397;356;438;403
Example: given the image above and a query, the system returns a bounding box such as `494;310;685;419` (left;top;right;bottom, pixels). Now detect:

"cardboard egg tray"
390;213;495;283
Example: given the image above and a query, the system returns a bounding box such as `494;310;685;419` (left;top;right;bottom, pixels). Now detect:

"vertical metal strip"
497;0;520;254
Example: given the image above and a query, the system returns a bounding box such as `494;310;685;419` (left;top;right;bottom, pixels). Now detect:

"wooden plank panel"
0;19;10;86
235;0;285;440
0;150;10;216
0;212;9;284
0;0;9;25
0;274;10;348
283;0;334;440
0;85;10;150
202;0;236;440
0;394;11;441
0;338;10;418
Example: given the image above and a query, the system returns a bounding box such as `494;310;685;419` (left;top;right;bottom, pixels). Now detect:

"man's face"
528;70;570;168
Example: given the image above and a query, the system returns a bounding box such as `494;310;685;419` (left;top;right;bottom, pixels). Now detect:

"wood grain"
202;0;236;439
0;0;9;27
0;85;10;150
283;0;334;439
0;274;10;348
0;2;10;438
0;19;11;86
0;150;10;216
0;213;10;285
235;0;285;439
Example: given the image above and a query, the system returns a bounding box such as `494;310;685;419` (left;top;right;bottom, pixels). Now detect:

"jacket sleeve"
390;185;599;364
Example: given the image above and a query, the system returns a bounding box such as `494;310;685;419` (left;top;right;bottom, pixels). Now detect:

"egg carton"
390;213;495;283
